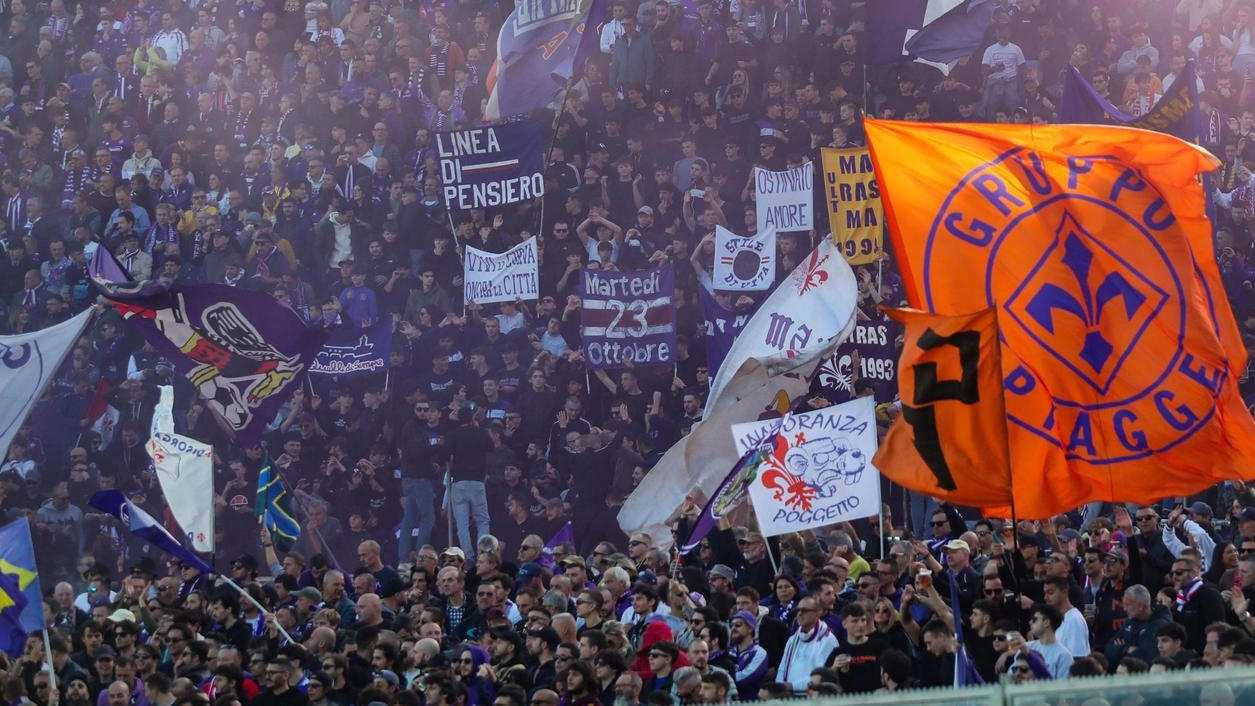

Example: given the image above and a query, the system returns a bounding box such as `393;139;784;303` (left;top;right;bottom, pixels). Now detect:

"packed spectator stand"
5;0;1255;704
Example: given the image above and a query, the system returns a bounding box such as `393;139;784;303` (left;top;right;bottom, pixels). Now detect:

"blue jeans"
909;491;940;539
451;480;490;554
399;477;435;564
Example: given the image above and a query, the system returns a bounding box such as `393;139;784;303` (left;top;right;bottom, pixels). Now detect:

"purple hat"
732;610;757;631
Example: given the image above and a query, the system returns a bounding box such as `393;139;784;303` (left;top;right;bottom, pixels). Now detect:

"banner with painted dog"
731;396;881;536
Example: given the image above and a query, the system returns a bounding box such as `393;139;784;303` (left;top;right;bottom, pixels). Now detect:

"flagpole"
760;524;780;576
41;628;56;693
878;503;886;561
268;460;344;572
540;80;574;239
444;467;454;548
216;574;297;645
990;307;1023;617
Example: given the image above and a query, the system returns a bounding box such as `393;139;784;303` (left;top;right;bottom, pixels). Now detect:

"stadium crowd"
5;0;1255;704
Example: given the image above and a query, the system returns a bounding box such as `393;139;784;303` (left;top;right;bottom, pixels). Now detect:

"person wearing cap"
525;626;561;691
121;134;161;180
1093;546;1130;647
729;532;774;597
231;554;259;583
1163;503;1218;572
371;668;401;694
115;222;153;280
725;609;767;700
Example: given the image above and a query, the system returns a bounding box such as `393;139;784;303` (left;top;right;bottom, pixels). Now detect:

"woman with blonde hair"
870;596;913;655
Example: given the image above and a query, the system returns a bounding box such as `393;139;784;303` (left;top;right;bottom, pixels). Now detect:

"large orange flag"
864;119;1255;518
874;308;1013;510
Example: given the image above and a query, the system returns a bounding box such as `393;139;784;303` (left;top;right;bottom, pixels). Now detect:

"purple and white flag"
714;226;776;291
706;238;859;406
437;120;547;210
678;439;775;553
580;265;676;369
311;320;393;376
540;523;574;569
92;253;326;444
89;490;215;575
149;386;215;552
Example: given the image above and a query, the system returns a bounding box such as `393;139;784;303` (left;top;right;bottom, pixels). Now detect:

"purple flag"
88;244;167;298
89;490;215;575
540;523;574;569
948;567;985;687
484;0;605;120
94;282;326;445
697;286;754;383
1060;60;1202;142
311;320;393;376
677;443;768;553
580;265;676;369
865;0;928;64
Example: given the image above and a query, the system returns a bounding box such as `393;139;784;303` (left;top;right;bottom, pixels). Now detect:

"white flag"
618;369;806;546
706;238;860;407
0;309;93;460
713;226;776;291
619;240;860;546
149;386;215;552
462;238;540;304
731;397;881;537
755;163;814;234
87;380;120;449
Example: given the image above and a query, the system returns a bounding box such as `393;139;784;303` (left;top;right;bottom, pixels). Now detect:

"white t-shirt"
982;42;1025;80
1056;607;1091;659
1025;640;1073;679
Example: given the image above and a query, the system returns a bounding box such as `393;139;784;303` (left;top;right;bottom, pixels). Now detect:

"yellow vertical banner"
821;147;883;266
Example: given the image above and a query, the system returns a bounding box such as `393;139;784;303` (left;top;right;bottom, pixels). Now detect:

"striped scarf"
428;42;449;78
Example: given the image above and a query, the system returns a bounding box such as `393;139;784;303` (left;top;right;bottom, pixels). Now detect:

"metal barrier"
743;664;1255;706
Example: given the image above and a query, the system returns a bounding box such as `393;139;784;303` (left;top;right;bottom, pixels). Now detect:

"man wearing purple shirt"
337;266;377;329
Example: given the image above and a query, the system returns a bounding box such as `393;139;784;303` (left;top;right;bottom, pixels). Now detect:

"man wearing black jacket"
558;421;624;554
251;661;309;706
1171;555;1226;653
397;400;446;564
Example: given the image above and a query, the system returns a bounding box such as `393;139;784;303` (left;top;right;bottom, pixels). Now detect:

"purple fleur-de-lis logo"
1025;231;1147;374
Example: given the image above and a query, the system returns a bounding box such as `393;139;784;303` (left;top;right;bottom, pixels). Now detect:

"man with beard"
488;627;531;690
251;661;309;706
685;639;737;699
209;594;252;651
612;671;641;706
62;676;92;706
105;681;131;706
175;642;211;684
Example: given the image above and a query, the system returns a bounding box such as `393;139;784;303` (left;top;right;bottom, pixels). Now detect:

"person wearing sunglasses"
777;596;835;692
1169;555;1226;654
